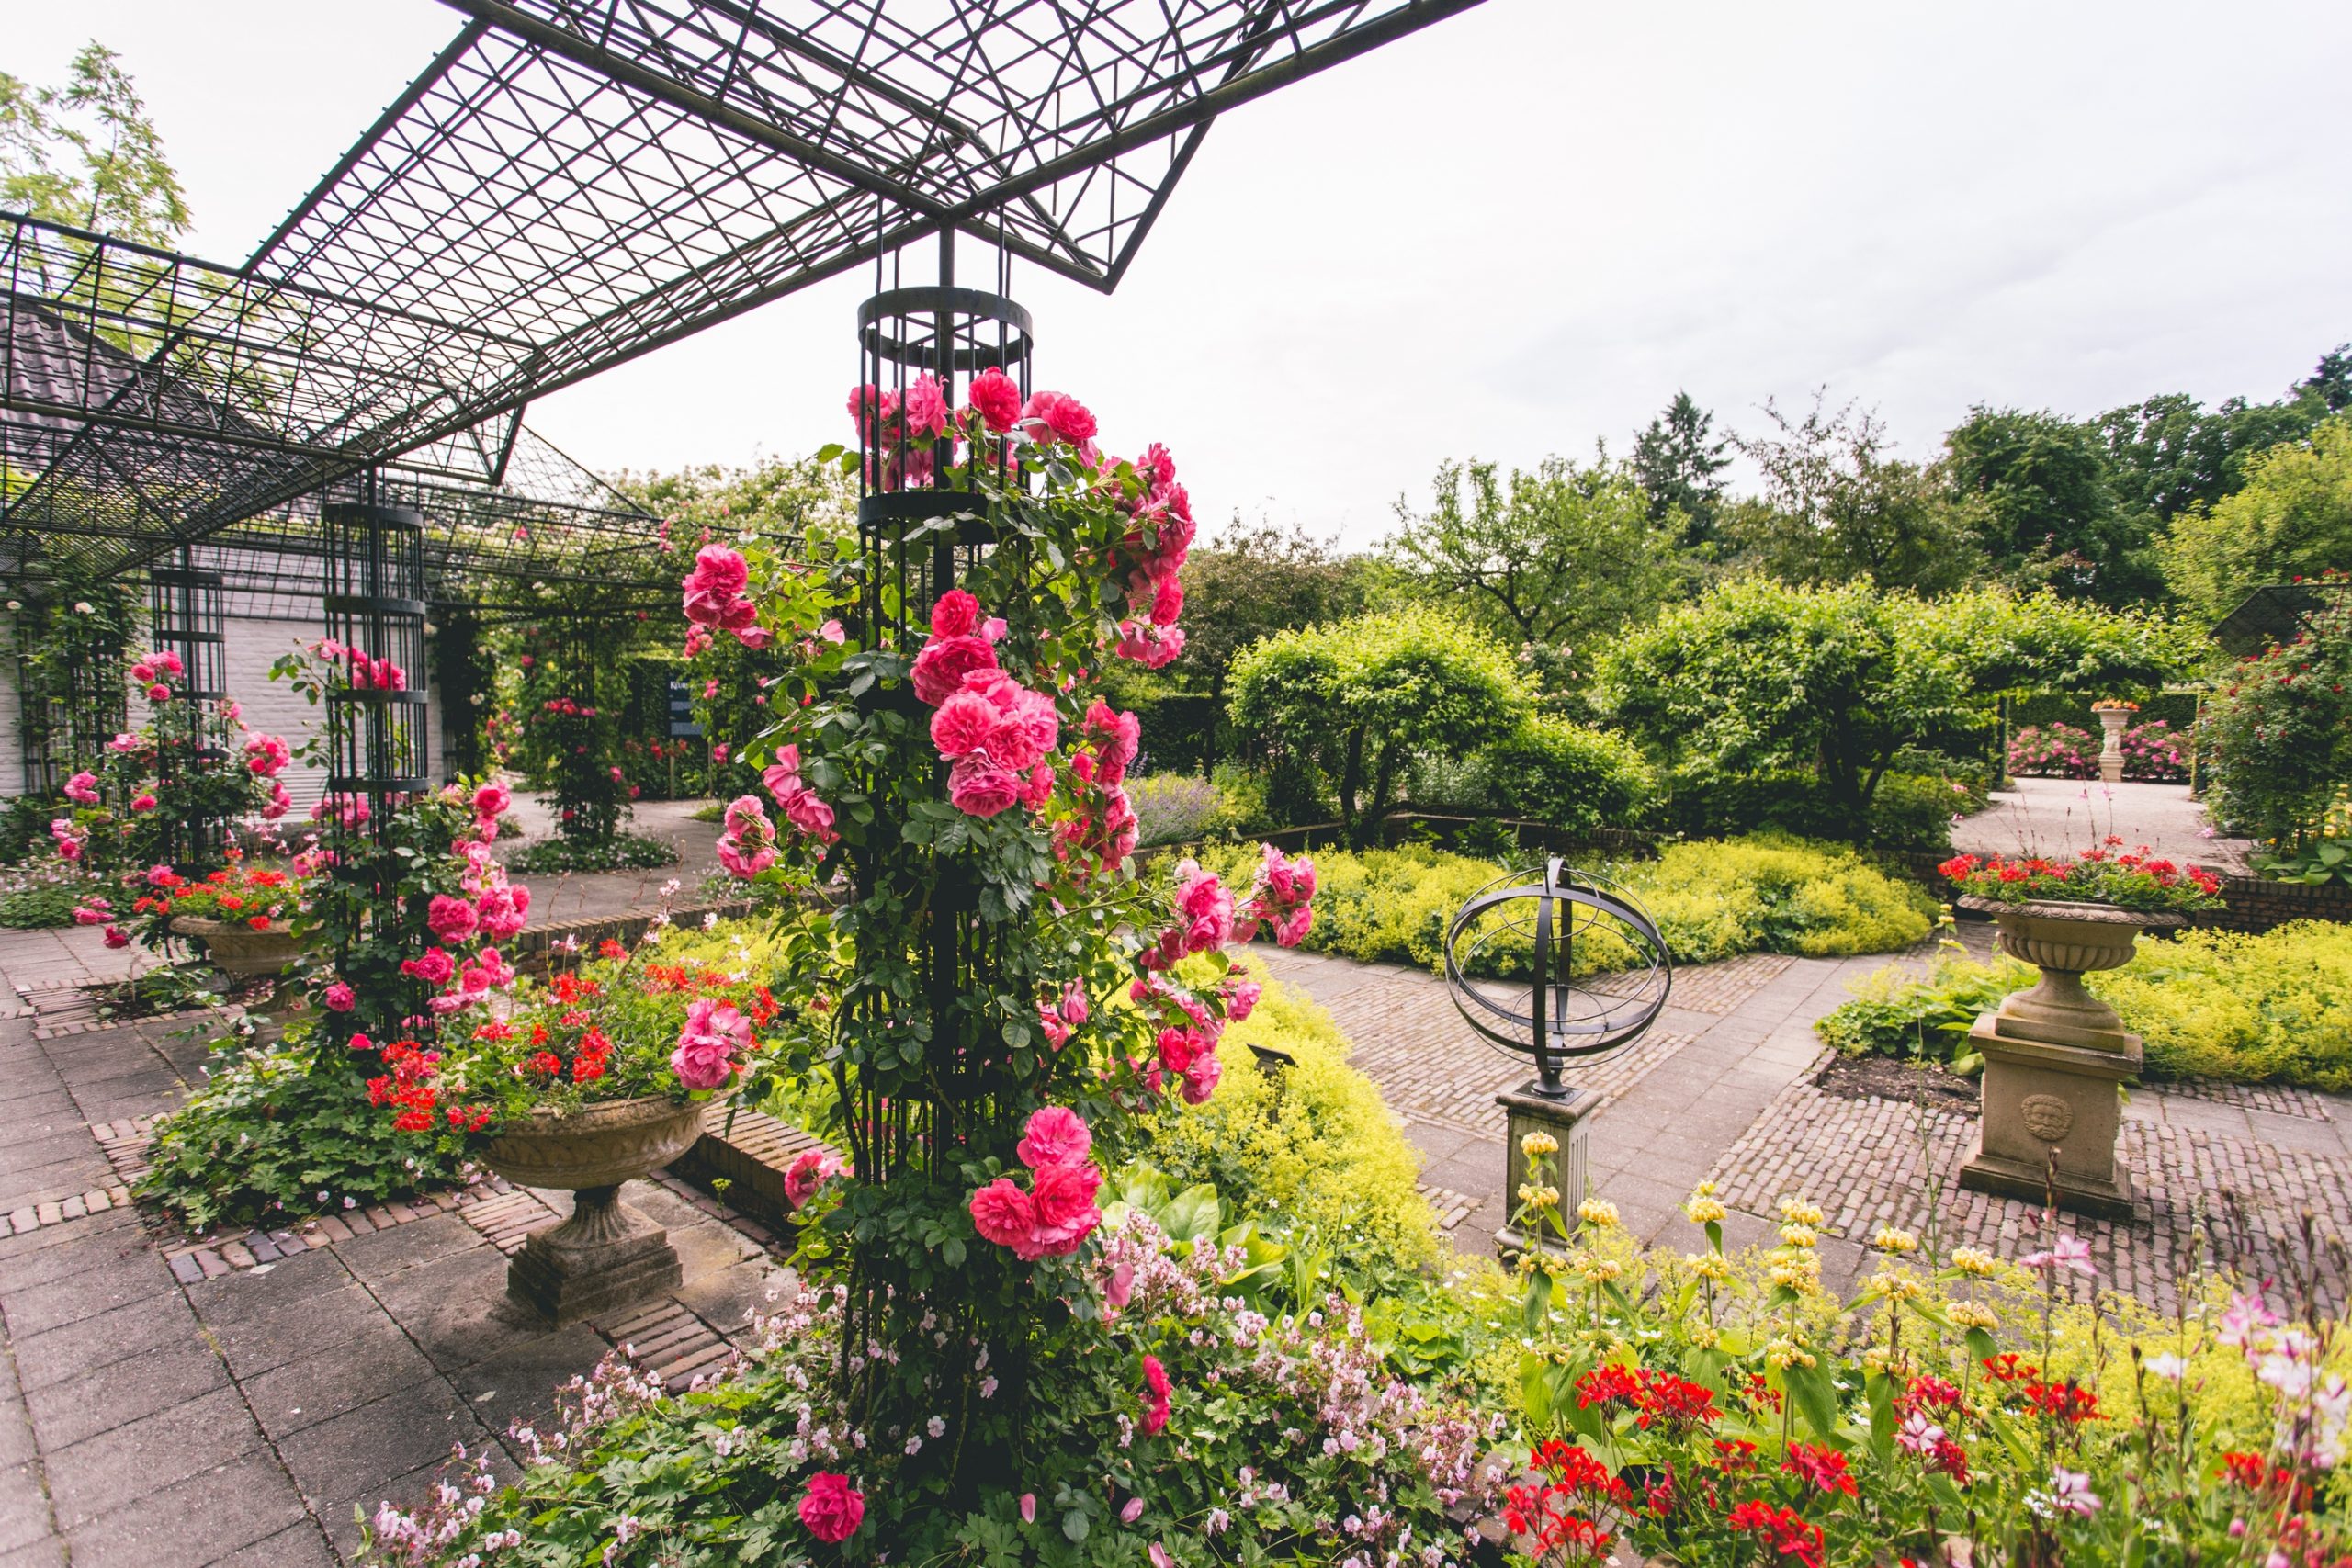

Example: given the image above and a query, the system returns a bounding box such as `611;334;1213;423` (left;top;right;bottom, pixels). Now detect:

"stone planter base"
1957;1016;2139;1220
1493;1081;1600;1258
506;1184;683;1325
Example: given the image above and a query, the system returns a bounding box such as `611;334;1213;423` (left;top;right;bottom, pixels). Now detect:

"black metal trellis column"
840;238;1037;1459
147;552;231;869
321;494;434;1033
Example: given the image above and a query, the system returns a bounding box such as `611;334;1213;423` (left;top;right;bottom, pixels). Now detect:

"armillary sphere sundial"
1446;855;1672;1252
1443;857;1673;1097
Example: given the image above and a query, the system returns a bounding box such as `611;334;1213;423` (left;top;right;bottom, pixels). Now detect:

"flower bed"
2007;719;2189;783
1821;919;2352;1088
1939;842;2222;912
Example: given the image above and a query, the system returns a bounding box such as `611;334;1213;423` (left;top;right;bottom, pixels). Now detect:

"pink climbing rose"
1015;1106;1091;1169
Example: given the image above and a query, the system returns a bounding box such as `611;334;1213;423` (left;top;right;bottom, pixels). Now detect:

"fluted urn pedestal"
480;1095;716;1325
1956;897;2177;1219
2096;709;2129;784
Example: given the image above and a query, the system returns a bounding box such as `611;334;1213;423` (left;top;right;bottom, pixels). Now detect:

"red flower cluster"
1503;1442;1621;1564
1727;1500;1825;1568
1781;1442;1857;1498
1575;1363;1723;1430
368;1040;443;1132
2022;1375;2103;1424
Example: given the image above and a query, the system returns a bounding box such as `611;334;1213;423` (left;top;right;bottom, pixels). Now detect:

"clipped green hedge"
1820;920;2352;1089
1474;715;1655;836
1133;965;1442;1280
1206;834;1935;978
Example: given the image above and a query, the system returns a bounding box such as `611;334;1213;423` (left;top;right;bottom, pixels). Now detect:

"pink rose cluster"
49;817;85;863
315;640;406;693
1238;841;1318;949
1140;857;1235;972
968;1106;1103;1262
761;745;840;847
1035;978;1091;1049
911;591;1060;820
672;996;755;1091
848;373;956;490
1054;700;1142;877
360;797;530;1022
716;793;781;879
130;649;184;704
1109;442;1193;671
680;545;769;653
62;770;100;805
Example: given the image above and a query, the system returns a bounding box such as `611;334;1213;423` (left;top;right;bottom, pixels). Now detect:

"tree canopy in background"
0;42;188;246
1633;391;1731;548
1227;606;1529;847
2162;416;2352;624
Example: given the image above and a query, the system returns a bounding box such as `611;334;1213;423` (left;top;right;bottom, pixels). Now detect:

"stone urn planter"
479;1092;721;1325
2094;706;2131;784
171;916;302;981
1955;896;2181;1217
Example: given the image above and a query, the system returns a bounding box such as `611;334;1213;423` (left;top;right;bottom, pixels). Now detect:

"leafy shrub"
0;869;87;929
1208;835;1934;977
506;831;681;874
136;1043;473;1232
1822;921;2352;1088
1208;762;1272;835
2200;580;2352;852
1132;968;1441;1281
1861;772;1963;852
1476;715;1653;835
0;795;60;866
1667;766;1973;850
1125;771;1226;848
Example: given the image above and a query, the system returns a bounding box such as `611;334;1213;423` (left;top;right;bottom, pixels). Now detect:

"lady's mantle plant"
676;370;1317;1505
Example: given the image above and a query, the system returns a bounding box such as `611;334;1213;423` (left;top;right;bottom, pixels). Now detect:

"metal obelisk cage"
146;551;232;870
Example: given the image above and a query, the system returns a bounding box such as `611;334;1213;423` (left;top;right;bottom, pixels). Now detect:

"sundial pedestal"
1493;1082;1601;1259
1957;1017;2139;1220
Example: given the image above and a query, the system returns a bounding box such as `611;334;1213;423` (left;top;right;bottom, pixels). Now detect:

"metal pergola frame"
1;0;1484;584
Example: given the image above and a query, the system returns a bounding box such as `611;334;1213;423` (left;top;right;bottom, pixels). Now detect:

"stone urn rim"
170;913;299;937
1956;895;2186;930
478;1083;732;1192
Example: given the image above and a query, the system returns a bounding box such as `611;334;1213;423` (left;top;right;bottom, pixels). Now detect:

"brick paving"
1708;1051;2352;1315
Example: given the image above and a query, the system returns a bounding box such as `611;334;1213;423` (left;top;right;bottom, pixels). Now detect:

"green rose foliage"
2199;581;2352;853
1227;606;1532;848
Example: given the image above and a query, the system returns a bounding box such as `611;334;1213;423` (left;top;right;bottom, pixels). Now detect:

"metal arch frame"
1;0;1487;580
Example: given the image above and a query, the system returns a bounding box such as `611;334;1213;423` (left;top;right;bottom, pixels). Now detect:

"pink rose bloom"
947;757;1022;818
476;883;530;939
981;616;1007;644
785;1149;844;1210
781;789;838;845
72;905;107;927
987;690;1060;773
323;982;356;1012
847;382;882;437
144;864;175;886
426;894;479;944
670;1033;737;1090
1274;906;1315;947
929;690;998;759
1019;761;1055;811
130;661;156;683
101;926;130;950
1156;1027;1202;1075
1150;575;1184;627
1059;982;1091;1028
1015;1107;1092;1170
155;650;183;676
797;1473;865;1545
1021;389;1097;446
1120;1497;1145;1526
930;589;980;638
1104;1261;1136;1312
1024;1160;1102;1258
1225;980;1261;1022
472;780;511;819
130;793;157;813
1140;1353;1172;1435
910;634;1000;706
716;837;776;879
683;544;749;602
146;683;171;704
107;733;139;754
347;1032;374;1054
967;367;1023;434
470;947;516;990
401;947;457;986
1181;1054;1222;1105
1139;442;1177;491
969;1178;1034;1250
64;771;99;805
901;371;949;439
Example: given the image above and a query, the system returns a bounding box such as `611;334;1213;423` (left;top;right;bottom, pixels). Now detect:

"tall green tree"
1227;606;1531;848
1170;518;1373;765
1633;391;1731;547
1386;453;1680;684
0;43;189;245
2162;415;2352;624
1941;405;2159;604
1722;395;1984;595
2096;389;2323;525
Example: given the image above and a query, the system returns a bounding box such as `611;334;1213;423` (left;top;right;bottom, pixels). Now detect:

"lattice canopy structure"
2;0;1483;579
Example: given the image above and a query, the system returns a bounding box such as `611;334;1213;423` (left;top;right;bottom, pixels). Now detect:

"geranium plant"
1939;841;2223;913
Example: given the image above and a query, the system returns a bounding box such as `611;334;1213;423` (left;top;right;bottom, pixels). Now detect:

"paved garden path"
1952;777;2255;874
1252;936;2352;1313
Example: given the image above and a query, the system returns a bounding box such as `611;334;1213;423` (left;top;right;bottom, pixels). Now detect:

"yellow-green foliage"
1204;834;1933;976
2091;919;2352;1088
1136;966;1442;1274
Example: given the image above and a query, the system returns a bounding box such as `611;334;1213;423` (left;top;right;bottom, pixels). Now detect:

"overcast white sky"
11;2;2350;547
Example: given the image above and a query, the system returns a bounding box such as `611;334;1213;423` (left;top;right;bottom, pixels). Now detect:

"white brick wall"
0;635;20;796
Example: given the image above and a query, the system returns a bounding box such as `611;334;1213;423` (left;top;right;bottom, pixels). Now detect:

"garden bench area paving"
0;1001;791;1567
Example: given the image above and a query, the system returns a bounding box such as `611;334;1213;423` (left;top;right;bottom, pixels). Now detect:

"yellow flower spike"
1764;1337;1816;1370
1777;1224;1820;1250
1520;1131;1559;1160
1950;1247;1998;1278
1684;1194;1727;1225
1948;1300;2000;1331
1871;1226;1919;1254
1577;1198;1621;1229
1776;1198;1826;1228
1685;1252;1732;1282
